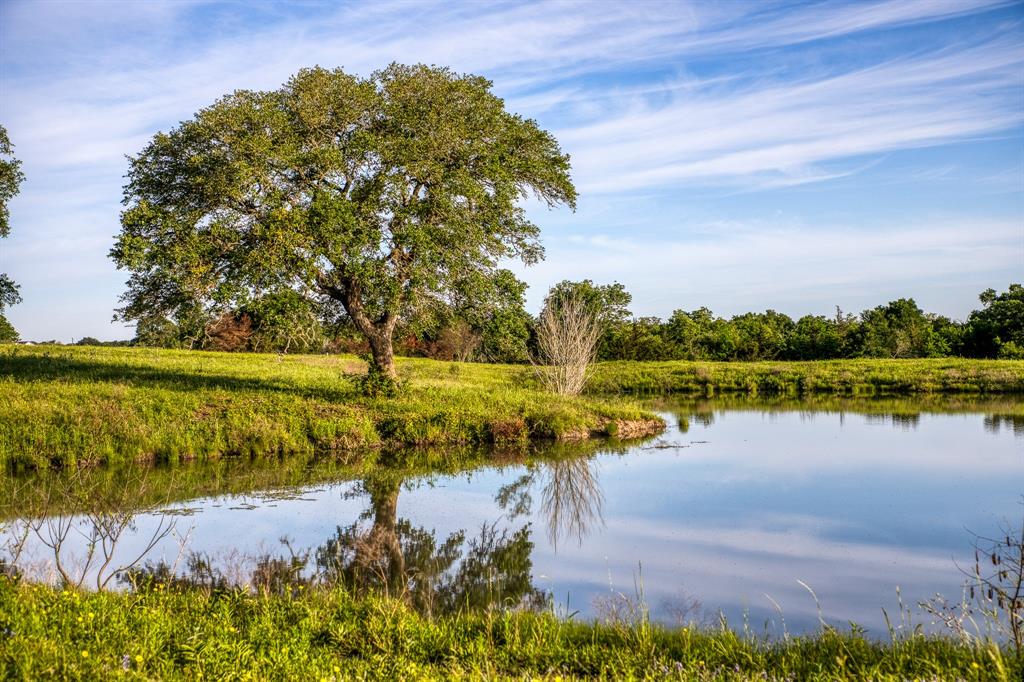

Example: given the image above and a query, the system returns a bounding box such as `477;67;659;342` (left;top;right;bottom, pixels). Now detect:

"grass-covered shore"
1;345;1022;468
0;345;661;469
588;358;1024;395
1;580;1019;681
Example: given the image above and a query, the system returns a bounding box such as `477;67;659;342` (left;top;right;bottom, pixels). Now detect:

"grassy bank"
3;391;1019;520
0;346;659;469
589;358;1024;395
1;581;1018;681
2;346;1022;468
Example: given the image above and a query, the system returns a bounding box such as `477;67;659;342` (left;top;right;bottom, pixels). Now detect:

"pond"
3;396;1021;637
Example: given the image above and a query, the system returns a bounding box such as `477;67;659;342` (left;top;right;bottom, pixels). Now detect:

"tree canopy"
962;284;1024;359
0;124;24;342
111;64;576;377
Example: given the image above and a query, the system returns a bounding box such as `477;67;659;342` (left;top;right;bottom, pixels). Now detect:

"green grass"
0;345;659;469
588;358;1024;395
2;346;1022;469
0;580;1018;681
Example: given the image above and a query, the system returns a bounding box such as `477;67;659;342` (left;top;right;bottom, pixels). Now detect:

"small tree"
962;284;1024;358
111;64;576;384
0;314;17;344
533;293;601;396
0;124;25;325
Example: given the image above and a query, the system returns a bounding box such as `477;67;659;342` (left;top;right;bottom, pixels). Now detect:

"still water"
6;398;1022;636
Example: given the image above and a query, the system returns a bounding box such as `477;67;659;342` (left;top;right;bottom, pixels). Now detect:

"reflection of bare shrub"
540;458;603;549
13;469;176;590
0;520;30;580
34;508;174;591
533;295;601;396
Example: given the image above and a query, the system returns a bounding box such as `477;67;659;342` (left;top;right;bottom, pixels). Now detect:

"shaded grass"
0;580;1019;681
0;346;658;469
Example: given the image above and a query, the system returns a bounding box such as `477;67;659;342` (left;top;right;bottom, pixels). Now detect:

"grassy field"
1;580;1019;681
0;345;660;469
589;358;1024;395
1;345;1022;468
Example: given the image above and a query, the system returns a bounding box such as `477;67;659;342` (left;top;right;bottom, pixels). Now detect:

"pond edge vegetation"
1;578;1021;681
2;345;1023;469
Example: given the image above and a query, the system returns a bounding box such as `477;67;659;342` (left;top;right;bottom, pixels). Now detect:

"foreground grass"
2;346;1022;468
0;346;658;468
0;581;1018;681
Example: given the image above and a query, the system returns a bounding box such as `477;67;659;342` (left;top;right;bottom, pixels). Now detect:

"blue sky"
1;0;1021;341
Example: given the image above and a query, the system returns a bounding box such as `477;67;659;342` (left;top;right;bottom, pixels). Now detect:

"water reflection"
656;394;1024;437
2;395;1021;636
2;469;177;590
984;414;1024;436
497;457;605;549
314;475;546;615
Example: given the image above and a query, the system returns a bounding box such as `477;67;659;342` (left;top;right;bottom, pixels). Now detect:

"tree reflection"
496;452;606;550
315;475;546;616
539;457;604;549
2;469;177;590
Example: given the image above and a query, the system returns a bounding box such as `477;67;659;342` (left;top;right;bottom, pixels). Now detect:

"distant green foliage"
0;125;24;314
406;269;534;363
125;282;1023;366
572;285;1022;363
962;284;1024;359
545;279;633;327
0;313;17;343
242;289;326;354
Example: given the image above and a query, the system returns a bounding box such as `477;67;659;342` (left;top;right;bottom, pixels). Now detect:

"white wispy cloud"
0;0;1020;338
524;218;1023;317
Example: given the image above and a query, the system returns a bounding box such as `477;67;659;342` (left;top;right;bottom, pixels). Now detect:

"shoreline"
2;345;1021;469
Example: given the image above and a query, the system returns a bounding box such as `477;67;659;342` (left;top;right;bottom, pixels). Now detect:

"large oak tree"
112;64;576;378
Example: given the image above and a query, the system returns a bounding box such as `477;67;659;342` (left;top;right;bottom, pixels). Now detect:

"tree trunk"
319;275;399;381
367;331;397;380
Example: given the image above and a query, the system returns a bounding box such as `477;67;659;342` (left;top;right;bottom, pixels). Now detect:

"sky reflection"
6;401;1022;636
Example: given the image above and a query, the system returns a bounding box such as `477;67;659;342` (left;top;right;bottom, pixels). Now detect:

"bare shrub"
533;294;601;396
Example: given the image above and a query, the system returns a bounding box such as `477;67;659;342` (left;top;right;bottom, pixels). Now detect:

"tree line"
70;279;1022;363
